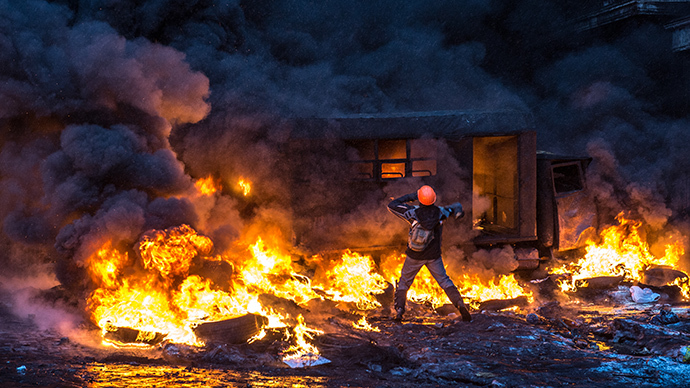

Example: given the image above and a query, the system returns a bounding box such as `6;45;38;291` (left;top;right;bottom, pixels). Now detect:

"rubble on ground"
3;283;690;388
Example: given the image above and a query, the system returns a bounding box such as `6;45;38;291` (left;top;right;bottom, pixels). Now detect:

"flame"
86;220;538;352
282;314;323;363
458;273;531;309
138;225;213;278
87;241;130;289
87;226;248;346
87;225;325;347
194;176;221;196
238;178;251;196
353;316;380;332
379;253;533;309
313;251;388;310
552;213;688;294
239;236;321;305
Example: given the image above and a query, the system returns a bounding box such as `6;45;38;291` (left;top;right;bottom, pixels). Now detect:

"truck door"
552;161;597;251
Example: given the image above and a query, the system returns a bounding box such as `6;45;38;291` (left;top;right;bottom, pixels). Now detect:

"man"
387;185;472;322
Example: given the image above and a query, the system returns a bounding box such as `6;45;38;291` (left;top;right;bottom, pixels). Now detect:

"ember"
194;176;221;196
237;178;251;196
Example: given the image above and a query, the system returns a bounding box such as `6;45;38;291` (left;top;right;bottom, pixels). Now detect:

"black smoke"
2;0;690;295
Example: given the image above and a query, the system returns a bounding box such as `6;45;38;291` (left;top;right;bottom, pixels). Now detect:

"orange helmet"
417;185;436;205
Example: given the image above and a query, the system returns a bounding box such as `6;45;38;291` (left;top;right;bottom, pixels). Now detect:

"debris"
681;346;690;363
637;283;683;303
103;325;167;346
651;309;681;325
531;275;567;298
643;267;688;287
610;318;690;358
486;322;507;331
283;353;331;368
576;276;625;290
434;303;459;316
193;313;268;345
526;313;545;325
16;365;26;375
479;296;529;311
629;286;660;304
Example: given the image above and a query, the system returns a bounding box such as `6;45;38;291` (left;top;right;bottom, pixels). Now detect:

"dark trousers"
394;255;462;311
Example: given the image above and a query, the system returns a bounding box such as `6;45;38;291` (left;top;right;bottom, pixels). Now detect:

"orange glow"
381;163;405;178
194;176;221;196
457;273;530;309
238;178;251;196
552;213;688;294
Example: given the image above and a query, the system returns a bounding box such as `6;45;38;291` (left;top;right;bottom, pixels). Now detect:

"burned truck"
284;111;597;270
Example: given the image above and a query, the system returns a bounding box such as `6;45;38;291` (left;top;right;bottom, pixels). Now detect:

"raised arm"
387;192;418;224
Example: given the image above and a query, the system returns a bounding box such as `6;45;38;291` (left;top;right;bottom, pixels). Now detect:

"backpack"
408;220;434;252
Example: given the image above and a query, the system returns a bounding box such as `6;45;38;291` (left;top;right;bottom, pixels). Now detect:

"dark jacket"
387;192;464;261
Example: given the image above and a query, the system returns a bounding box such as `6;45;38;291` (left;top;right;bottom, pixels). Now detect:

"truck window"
379;140;407;179
410;139;437;177
347;140;375;179
346;139;437;180
552;163;584;194
473;136;518;232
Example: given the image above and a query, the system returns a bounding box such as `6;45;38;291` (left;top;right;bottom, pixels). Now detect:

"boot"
443;286;472;322
394;307;405;322
394;287;407;321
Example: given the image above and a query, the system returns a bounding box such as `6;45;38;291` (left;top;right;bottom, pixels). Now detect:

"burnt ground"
2;287;690;388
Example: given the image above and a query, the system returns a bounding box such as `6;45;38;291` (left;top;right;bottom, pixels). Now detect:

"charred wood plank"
193;313;268;345
479;296;529;311
643;267;688;287
576;276;625;290
103;326;167;346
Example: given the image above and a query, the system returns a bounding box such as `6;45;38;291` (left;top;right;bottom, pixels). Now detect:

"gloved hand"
448;202;464;219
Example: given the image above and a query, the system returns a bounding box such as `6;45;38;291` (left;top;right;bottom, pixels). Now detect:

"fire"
88;226;247;346
313;251;388;310
552;213;688;294
353;316;380;332
282;314;324;364
379;253;533;309
238;178;251;196
87;224;326;348
194;175;221;196
85;220;538;354
138;225;213;278
87;241;130;289
239;237;321;305
458;273;531;309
